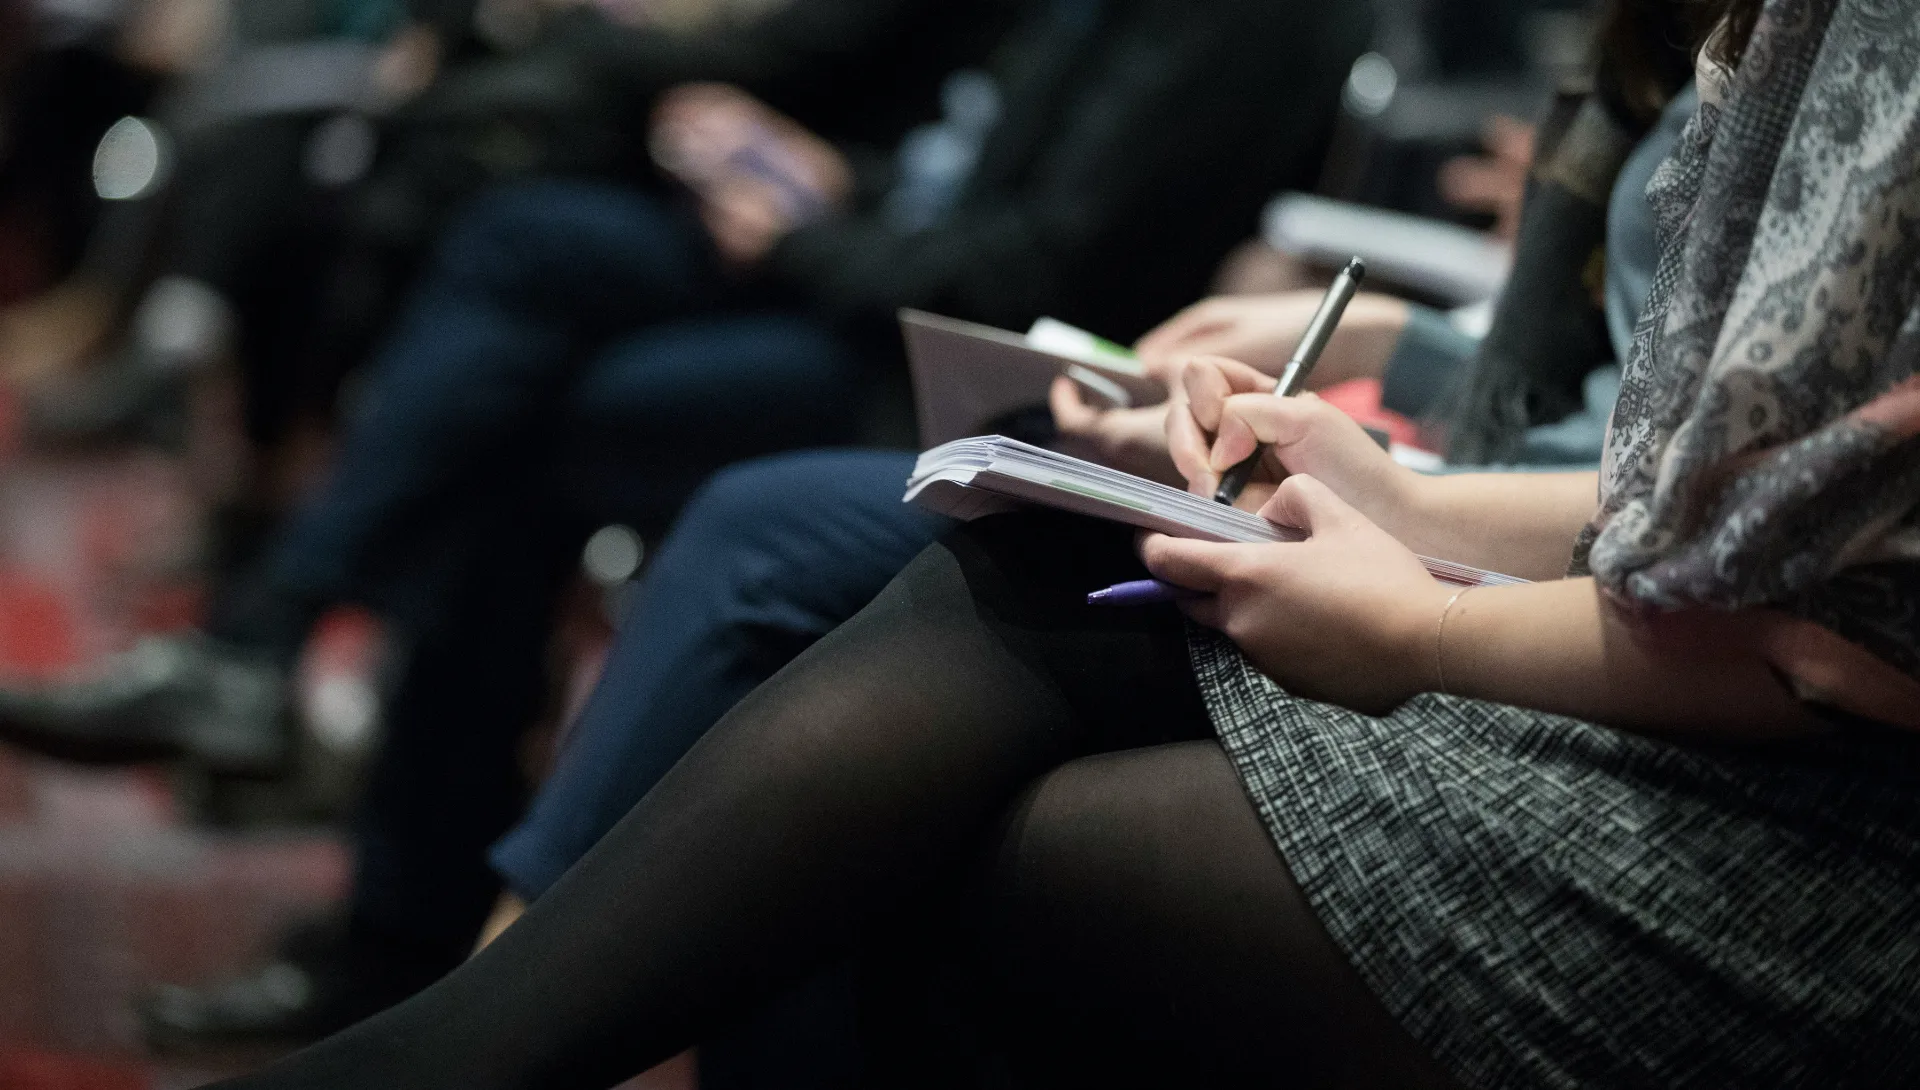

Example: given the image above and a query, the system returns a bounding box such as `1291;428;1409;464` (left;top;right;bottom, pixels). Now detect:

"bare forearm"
1299;294;1411;390
1393;471;1598;581
1436;579;1820;738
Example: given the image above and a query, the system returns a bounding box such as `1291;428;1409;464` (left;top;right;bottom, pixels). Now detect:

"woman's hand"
1134;291;1409;389
1167;355;1422;532
1047;376;1181;486
1141;475;1451;712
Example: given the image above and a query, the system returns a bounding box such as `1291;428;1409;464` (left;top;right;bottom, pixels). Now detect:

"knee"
642;454;863;618
437;182;574;265
972;744;1256;1073
977;744;1450;1087
431;180;652;293
676;454;839;552
987;742;1248;929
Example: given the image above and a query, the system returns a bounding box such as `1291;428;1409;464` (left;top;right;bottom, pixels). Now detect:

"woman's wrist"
1382;580;1460;704
1366;461;1447;557
1411;579;1821;736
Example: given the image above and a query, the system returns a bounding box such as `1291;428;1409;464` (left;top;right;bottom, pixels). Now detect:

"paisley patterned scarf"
1576;0;1920;723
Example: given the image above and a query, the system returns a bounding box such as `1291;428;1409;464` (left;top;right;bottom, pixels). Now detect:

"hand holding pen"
1097;258;1377;606
1213;257;1365;504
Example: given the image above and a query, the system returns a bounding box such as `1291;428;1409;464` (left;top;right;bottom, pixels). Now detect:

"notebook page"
908;437;1526;588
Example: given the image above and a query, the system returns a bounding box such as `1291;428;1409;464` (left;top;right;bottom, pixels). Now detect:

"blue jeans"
490;449;946;898
260;180;869;958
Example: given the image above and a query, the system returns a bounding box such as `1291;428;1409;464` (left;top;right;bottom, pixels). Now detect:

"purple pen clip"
1086;579;1205;607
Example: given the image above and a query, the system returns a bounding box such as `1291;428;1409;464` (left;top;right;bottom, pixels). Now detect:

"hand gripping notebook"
906;436;1526;589
900;309;1163;448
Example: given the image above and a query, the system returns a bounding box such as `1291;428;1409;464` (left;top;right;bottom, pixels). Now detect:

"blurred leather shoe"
139;918;449;1052
0;634;291;775
24;276;230;450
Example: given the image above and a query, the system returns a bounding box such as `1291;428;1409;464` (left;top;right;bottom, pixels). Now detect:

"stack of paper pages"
906;436;1526;589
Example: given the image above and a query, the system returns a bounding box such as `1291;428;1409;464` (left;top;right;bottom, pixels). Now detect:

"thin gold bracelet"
1434;587;1474;696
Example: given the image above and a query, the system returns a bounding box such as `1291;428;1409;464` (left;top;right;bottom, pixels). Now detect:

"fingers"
700;178;790;265
1137;533;1249;593
1484;114;1536;162
1180;354;1273;435
1169;354;1277;496
1140;318;1231;365
1178;595;1224;630
1135;299;1225;361
1048;375;1099;434
1166;390;1218;496
1204;390;1335;473
1257;473;1361;534
1207;392;1270;473
653;82;747;130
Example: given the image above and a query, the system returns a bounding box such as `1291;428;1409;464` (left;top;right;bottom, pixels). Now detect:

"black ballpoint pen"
1212;256;1367;505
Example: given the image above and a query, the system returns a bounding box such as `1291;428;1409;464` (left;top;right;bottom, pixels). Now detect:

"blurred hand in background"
117;0;228;73
1133;290;1413;391
1438;114;1535;241
651;82;851;266
1047;376;1179;486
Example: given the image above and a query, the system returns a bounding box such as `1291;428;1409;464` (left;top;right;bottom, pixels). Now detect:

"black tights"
215;514;1456;1089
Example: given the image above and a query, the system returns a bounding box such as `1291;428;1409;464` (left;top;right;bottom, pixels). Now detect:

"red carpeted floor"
0;393;350;1088
0;390;689;1090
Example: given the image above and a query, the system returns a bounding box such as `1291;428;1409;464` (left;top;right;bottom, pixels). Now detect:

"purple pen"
1086;579;1205;607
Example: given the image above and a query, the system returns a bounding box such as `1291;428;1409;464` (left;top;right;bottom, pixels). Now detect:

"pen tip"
1345;257;1367;282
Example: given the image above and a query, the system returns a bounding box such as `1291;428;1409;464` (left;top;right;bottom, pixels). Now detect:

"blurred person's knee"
430;179;704;313
676;450;934;621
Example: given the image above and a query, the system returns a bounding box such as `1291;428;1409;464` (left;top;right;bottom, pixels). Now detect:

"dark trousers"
264;178;863;605
258;181;868;961
491;449;943;898
484;450;943;1085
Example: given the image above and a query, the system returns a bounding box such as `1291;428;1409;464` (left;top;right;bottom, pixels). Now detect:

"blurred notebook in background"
906;436;1524;588
900;309;1162;448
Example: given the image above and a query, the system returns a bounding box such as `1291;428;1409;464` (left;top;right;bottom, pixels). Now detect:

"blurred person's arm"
1053;290;1478;481
115;0;226;72
1437;116;1535;242
1134;291;1413;388
547;0;992;137
765;0;1372;337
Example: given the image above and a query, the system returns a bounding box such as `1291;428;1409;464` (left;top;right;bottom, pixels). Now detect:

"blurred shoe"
0;634;292;775
140;918;449;1052
23;276;231;449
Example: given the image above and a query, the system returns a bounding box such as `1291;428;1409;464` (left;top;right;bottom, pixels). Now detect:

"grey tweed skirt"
1188;631;1920;1089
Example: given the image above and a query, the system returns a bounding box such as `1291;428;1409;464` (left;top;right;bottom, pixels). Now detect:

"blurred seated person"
484;67;1698;927
1;0;1375;1045
0;0;197;382
201;0;1920;1081
2;0;1004;484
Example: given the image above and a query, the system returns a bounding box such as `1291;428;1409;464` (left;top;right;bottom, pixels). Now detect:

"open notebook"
900;309;1163;448
906;436;1526;589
